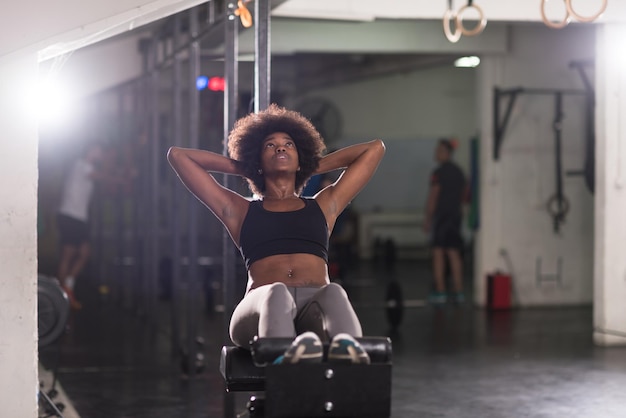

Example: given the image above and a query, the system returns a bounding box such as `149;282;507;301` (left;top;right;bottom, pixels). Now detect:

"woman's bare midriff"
247;253;330;291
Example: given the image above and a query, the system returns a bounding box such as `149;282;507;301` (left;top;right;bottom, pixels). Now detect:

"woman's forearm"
316;139;384;174
167;146;243;176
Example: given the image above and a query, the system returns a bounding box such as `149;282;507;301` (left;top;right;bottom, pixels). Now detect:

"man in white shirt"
56;143;105;309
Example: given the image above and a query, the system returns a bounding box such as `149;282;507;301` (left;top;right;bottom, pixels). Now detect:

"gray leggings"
229;282;363;347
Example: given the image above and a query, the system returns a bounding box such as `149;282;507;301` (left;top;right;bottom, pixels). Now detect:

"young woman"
168;104;385;363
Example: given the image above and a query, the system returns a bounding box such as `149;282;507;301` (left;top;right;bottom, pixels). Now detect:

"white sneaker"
328;333;370;364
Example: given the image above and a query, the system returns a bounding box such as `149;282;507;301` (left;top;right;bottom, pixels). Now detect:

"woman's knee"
260;282;297;315
320;282;349;302
316;283;362;337
264;282;293;302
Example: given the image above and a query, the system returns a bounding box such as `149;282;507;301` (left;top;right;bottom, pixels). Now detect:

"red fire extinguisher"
487;272;512;310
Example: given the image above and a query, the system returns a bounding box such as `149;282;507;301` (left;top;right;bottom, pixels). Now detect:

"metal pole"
148;38;161;322
206;0;216;24
122;85;134;309
91;100;104;293
223;5;239;415
136;40;151;316
554;92;564;231
254;0;271;112
115;90;125;304
170;12;183;360
131;78;143;314
223;2;239;343
187;6;201;378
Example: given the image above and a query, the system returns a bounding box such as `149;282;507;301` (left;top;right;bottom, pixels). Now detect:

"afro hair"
228;104;326;196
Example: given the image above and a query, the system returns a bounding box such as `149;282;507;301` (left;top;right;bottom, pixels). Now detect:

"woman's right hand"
167;146;249;245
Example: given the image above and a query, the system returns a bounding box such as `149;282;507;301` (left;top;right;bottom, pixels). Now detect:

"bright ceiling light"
28;75;76;130
454;56;481;68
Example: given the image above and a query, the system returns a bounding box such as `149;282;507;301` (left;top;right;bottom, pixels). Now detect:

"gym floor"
39;259;626;418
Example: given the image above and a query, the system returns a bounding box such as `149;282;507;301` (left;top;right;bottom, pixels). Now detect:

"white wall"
41;34;147;99
297;65;476;213
593;23;626;346
0;51;39;418
238;19;509;55
476;23;596;307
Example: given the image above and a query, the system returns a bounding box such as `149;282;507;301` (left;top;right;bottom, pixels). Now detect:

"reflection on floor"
39;260;626;418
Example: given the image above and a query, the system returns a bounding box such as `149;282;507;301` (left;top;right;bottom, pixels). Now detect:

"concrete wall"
297;64;476;213
41;34;147;99
0;51;40;418
593;23;626;346
475;23;596;307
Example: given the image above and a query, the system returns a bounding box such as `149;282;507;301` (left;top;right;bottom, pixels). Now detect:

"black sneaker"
328;333;370;364
273;331;323;364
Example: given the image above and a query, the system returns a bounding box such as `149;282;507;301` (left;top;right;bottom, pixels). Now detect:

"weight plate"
38;276;69;347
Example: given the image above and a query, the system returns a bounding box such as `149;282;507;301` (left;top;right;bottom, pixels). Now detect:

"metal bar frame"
551;92;566;232
148;37;161;320
492;86;586;160
115;89;126;304
570;60;596;194
170;11;183;361
131;79;142;313
254;0;271;112
186;6;201;378
222;3;239;344
223;5;239;414
137;39;152;316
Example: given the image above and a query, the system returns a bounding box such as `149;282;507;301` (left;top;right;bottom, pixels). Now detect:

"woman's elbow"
372;139;386;155
167;146;181;163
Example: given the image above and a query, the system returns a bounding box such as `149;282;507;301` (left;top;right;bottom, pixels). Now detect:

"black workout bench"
220;337;393;418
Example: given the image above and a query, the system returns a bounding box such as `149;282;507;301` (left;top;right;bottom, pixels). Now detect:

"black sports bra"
238;198;329;270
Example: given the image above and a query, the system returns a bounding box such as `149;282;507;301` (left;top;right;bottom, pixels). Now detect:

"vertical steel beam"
206;0;215;25
170;12;183;359
115;90;125;304
223;5;239;415
146;38;160;320
223;2;239;343
254;0;271;112
92;99;104;292
130;77;147;313
137;39;152;316
187;6;201;378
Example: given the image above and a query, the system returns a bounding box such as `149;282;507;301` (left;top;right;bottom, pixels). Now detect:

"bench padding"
220;337;392;392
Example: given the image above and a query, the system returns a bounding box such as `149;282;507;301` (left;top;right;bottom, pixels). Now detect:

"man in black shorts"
56;144;105;309
423;139;467;304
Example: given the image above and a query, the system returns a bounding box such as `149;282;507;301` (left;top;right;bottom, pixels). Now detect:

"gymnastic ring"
540;0;571;29
546;194;571;219
565;0;608;23
443;9;462;43
455;3;487;37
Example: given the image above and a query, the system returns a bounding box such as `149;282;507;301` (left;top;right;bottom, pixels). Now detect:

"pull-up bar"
492;87;587;161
